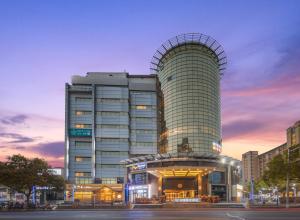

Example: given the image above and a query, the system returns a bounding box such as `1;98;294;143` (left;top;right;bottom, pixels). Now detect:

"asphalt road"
0;209;300;220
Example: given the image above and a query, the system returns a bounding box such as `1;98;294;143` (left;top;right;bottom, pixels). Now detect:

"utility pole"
286;145;300;208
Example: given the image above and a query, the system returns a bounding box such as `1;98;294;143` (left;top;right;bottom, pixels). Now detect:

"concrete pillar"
197;174;202;196
227;165;232;202
158;176;162;196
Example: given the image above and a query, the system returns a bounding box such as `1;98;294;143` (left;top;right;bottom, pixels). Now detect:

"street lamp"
286;145;300;208
221;158;226;164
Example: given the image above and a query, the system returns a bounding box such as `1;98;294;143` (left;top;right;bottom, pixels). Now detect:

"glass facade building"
64;33;243;204
151;33;226;155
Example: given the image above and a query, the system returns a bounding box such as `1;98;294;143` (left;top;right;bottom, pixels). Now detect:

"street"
1;209;300;220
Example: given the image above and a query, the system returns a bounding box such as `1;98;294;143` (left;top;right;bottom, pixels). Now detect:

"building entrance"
162;177;198;201
164;189;195;201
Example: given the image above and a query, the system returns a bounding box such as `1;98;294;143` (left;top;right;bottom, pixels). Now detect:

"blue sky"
0;0;299;166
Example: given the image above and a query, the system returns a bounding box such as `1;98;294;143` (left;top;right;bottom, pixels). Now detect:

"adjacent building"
258;143;287;178
287;121;300;149
64;73;159;203
242;120;300;189
242;151;259;187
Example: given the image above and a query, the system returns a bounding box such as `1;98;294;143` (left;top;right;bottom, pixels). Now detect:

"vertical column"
91;84;96;181
158;176;163;197
64;83;70;180
227;164;232;202
197;174;202;196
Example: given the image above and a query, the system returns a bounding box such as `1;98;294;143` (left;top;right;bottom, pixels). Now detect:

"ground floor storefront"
65;184;124;204
124;154;242;204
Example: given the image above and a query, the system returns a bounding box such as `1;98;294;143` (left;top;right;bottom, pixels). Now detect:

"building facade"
64;72;159;203
287;121;300;149
124;33;241;203
242;120;300;190
242;151;259;187
65;33;242;204
258;143;287;178
154;34;222;154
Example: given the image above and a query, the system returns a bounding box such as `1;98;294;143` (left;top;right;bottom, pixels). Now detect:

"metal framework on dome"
150;33;227;75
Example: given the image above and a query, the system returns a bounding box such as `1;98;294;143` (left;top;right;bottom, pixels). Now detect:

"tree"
262;152;300;191
0;154;64;206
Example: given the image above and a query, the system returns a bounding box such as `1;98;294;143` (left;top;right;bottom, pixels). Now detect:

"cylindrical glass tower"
151;33;226;155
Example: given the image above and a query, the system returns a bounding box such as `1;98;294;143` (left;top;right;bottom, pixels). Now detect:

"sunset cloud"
0;1;299;166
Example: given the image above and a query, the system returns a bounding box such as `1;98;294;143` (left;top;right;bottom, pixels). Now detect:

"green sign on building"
69;128;92;137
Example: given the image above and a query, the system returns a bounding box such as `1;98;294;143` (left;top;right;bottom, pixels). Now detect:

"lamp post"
285;145;300;208
286;148;290;208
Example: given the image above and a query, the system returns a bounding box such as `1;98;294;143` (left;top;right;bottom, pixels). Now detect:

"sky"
0;0;299;167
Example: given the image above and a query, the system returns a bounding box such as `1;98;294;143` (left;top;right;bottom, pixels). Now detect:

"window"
75;124;92;129
97;124;128;129
76;111;92;116
75;141;92;147
75;157;91;162
97;98;127;103
100;164;120;168
100;151;128;156
167;75;174;82
131;142;154;147
75;178;92;184
97;111;128;116
75;172;91;177
76;97;92;102
135;105;147;110
134;105;156;110
134;129;155;134
96;138;128;143
101;178;117;184
134;117;153;122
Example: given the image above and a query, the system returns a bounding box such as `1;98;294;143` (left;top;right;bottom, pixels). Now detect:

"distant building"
287;121;300;149
242;120;300;188
242;151;259;187
257;143;287;178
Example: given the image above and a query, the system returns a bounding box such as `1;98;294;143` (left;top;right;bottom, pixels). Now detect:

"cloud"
0;114;29;125
222;120;265;140
0;132;36;143
33;141;64;158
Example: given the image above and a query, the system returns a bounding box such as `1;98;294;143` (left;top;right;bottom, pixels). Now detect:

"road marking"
226;212;246;220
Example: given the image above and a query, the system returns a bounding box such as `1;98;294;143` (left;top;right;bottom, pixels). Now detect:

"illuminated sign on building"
69;128;92;137
129;162;146;171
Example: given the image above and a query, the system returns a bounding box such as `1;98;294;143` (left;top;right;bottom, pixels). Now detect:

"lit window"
75;172;91;177
76;111;91;116
136;105;147;110
75;157;91;162
75;124;92;129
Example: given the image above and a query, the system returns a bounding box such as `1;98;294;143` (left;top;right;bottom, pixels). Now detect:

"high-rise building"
153;33;223;155
124;33;241;203
242;151;259;187
242;120;300;189
287;121;300;149
257;143;287;178
64;72;159;203
65;33;242;204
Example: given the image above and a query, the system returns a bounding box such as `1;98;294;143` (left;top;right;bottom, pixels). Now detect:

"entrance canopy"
147;167;216;177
